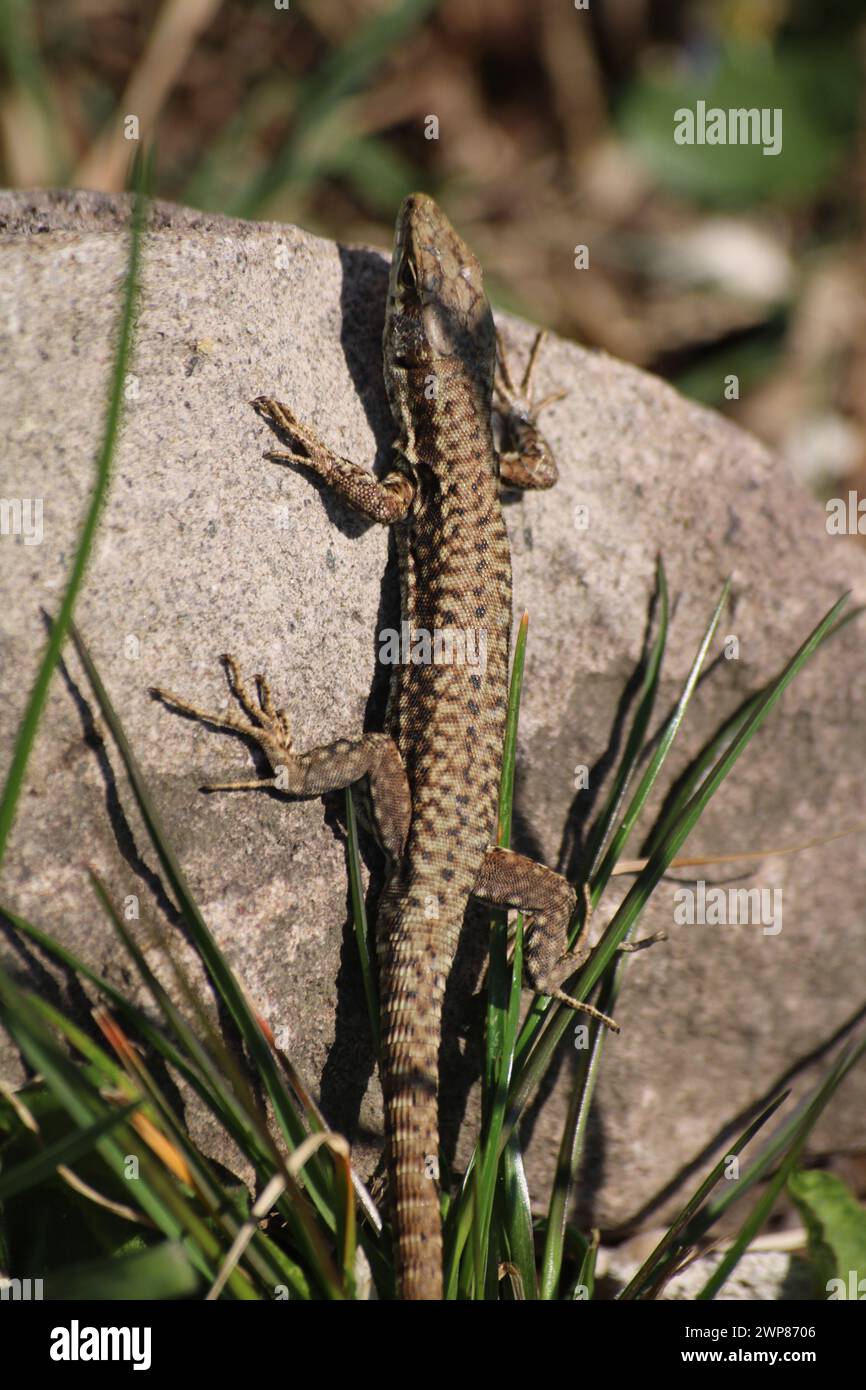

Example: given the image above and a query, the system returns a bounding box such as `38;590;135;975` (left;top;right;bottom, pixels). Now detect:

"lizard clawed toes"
494;328;565;420
617;930;666;954
546;987;620;1033
218;653;293;750
151;654;294;792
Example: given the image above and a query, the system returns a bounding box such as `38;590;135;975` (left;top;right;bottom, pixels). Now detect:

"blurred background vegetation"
1;0;864;505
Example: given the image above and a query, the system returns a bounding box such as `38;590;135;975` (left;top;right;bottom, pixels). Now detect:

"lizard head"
384;193;496;406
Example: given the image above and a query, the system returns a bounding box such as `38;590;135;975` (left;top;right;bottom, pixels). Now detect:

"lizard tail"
379;923;448;1300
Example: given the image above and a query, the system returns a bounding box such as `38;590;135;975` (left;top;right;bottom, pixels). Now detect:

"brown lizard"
152;193;619;1300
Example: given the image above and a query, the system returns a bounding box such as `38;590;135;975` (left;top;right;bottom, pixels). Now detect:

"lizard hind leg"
471;846;621;1032
151;655;411;860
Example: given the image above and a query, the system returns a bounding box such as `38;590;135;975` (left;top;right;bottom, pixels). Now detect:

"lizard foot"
251;396;335;473
493;329;565;491
150;654;293;791
526;943;621;1032
535;928;667;1033
544;979;620;1033
494;328;567;421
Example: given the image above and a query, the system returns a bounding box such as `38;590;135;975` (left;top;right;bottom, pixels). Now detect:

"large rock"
1;190;864;1233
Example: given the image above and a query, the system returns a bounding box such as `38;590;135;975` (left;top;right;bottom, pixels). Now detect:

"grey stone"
1;190;864;1237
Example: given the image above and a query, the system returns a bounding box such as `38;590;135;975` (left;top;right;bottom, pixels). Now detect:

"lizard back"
376;195;512;1299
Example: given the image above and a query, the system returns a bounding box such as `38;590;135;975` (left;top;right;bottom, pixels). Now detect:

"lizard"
152;193;623;1300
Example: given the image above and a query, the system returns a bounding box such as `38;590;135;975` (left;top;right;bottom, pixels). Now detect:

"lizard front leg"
494;330;566;491
151;655;411;861
471;846;620;1031
252;397;414;524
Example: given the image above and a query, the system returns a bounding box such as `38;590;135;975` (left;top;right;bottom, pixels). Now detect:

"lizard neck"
392;357;496;481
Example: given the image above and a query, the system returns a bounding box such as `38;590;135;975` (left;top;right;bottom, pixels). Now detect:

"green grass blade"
498;1135;538;1300
582;559;669;882
640;691;762;862
697;1038;866;1299
677;1035;866;1252
572;1229;599;1299
567;592;850;1004
448;613;527;1297
641;603;861;862
468;913;523;1299
538;976;615;1300
0;150;149;866
506;592;849;1146
0;1101;140;1202
510;578;727;1121
789;1168;866;1294
507;568;671;1082
619;1089;789;1299
44;1240;202;1301
592;576;730;897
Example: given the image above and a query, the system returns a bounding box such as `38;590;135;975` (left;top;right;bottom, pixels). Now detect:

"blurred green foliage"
619;39;859;206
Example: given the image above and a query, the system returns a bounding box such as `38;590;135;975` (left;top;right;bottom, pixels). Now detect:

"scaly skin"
152;194;618;1300
374;194;513;1300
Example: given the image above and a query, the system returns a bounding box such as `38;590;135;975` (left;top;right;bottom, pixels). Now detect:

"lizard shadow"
311;245;407;1151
